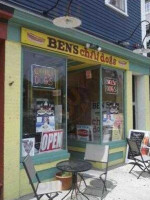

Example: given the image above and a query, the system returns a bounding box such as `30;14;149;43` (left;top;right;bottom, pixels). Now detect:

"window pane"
68;68;100;143
109;0;125;12
22;48;66;156
102;68;124;142
146;2;150;12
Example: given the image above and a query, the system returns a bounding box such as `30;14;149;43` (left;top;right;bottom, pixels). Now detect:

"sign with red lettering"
31;64;56;89
22;28;129;70
76;125;93;142
104;77;118;94
86;70;92;79
40;130;63;152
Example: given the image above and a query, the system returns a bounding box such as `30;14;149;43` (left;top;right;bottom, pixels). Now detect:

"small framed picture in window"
22;138;35;157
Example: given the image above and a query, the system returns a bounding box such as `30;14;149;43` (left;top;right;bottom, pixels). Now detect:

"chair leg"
101;185;105;200
99;178;107;191
137;170;145;179
35;194;43;200
100;174;107;191
46;192;59;200
129;164;136;173
101;179;107;200
137;165;150;179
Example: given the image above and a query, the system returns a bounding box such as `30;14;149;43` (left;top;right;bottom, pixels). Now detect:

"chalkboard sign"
125;129;146;163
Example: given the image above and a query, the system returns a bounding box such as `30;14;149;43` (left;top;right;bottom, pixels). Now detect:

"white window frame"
105;0;128;16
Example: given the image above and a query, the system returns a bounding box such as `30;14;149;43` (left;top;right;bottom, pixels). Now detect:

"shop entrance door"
132;75;148;130
67;67;100;143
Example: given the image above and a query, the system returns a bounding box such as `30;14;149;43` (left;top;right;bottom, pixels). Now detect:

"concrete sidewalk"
20;164;150;200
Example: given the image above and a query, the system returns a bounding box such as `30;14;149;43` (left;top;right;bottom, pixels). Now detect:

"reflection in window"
110;0;125;11
68;68;100;143
22;48;66;156
105;0;127;14
146;1;150;13
102;68;124;143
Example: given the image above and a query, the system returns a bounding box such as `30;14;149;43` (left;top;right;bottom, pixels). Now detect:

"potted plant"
55;171;72;190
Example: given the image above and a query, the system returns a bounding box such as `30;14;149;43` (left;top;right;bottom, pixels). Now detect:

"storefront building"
1;4;150;200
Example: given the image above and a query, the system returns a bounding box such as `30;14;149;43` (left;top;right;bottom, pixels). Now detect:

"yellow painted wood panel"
126;71;133;135
4;41;21;200
19;159;67;196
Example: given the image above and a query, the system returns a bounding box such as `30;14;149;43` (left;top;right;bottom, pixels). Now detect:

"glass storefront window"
102;68;124;143
22;48;66;156
68;68;100;143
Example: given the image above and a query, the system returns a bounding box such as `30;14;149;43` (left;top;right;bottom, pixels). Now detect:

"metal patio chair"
79;143;109;197
126;138;150;179
22;155;62;200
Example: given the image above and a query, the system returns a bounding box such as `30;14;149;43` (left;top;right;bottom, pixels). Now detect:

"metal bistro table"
56;160;92;200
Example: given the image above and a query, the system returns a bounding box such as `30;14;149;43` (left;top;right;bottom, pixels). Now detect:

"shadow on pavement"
83;178;117;199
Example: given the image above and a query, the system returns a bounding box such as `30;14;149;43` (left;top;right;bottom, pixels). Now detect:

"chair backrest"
126;138;141;157
22;155;39;194
84;143;109;163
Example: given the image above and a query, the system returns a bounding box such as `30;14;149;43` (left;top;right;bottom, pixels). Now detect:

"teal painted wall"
69;149;124;163
130;63;150;75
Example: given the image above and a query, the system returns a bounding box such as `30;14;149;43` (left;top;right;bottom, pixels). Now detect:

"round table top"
56;160;92;173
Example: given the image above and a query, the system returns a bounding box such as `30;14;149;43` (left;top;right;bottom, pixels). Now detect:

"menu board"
125;129;145;163
31;64;56;89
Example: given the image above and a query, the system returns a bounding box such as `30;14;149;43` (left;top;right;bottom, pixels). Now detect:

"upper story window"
105;0;128;16
146;1;150;13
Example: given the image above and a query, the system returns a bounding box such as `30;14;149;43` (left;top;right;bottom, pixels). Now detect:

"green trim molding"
20;150;70;168
68;140;126;149
130;62;150;75
34;167;59;181
68;146;126;166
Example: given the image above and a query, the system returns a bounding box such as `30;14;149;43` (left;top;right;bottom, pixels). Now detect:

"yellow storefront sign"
21;28;129;70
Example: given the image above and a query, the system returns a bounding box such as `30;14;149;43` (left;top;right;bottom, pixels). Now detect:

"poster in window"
109;103;119;114
112;113;123;141
103;113;115;126
91;102;100;141
102;113;123;142
103;127;112;143
22;138;35;157
39;130;63;152
76;125;93;142
102;102;119;114
36;99;55;132
31;64;56;89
